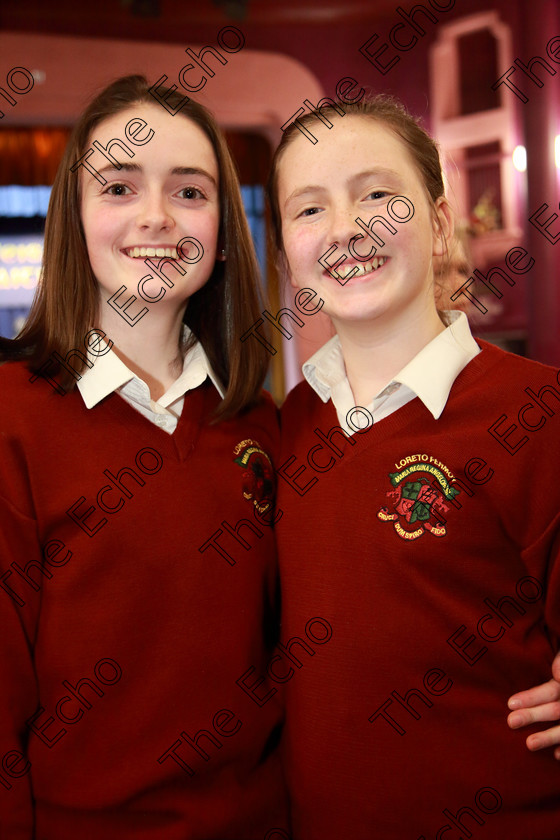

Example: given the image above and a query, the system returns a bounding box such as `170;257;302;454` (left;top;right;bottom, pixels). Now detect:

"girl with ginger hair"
269;94;560;838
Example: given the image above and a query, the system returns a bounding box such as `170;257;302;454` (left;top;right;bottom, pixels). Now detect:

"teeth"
344;256;387;278
125;247;179;259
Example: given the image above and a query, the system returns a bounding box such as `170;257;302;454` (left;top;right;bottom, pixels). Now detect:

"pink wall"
3;0;558;373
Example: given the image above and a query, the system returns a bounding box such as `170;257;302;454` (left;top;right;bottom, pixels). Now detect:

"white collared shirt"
77;327;224;434
302;310;480;434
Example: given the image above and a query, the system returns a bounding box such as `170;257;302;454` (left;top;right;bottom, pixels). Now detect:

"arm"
510;471;560;759
0;494;42;837
507;650;560;759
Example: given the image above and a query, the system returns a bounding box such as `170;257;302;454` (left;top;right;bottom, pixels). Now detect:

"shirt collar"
77;326;224;409
302;310;480;420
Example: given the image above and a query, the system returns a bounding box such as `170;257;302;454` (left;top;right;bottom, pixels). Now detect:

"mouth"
325;255;389;281
122;246;179;259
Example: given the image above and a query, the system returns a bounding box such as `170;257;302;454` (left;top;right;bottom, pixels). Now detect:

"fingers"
507;678;560;711
508;700;560;729
552;651;560;682
524;724;560;755
507;663;560;757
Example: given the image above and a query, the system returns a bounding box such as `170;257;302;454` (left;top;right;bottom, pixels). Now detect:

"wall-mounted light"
555;135;560;168
512;145;527;172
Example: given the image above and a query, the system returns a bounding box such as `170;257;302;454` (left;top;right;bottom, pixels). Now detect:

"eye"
365;190;389;200
178;186;205;200
299;207;322;218
103;183;131;196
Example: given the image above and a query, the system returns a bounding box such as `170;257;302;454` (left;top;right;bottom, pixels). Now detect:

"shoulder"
244;389;279;430
475;340;558;380
279;379;331;457
460;340;559;403
462;342;560;489
0;359;82;435
281;379;322;423
0;359;47;411
449;342;560;458
225;388;280;459
0;358;32;387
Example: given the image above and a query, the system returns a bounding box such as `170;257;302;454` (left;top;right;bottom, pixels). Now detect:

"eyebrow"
97;163;217;186
349;167;403;185
284;184;326;205
284;167;404;206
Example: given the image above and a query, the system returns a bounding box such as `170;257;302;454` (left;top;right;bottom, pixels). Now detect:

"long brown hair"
1;75;270;420
267;95;451;281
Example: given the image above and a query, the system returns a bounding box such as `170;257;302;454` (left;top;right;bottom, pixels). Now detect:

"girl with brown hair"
0;75;288;838
269;95;560;838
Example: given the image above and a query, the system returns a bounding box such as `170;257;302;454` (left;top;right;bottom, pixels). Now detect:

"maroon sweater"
0;361;289;839
277;340;560;840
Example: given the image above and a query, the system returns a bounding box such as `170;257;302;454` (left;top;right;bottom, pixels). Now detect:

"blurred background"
0;0;559;400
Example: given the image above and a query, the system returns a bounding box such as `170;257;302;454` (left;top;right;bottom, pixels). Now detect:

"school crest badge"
233;439;275;515
377;454;460;541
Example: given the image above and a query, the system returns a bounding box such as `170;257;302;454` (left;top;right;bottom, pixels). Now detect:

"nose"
326;203;360;254
329;203;381;263
135;189;174;232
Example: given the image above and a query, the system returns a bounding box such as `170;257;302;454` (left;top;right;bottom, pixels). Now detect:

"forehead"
278;115;419;191
88;103;218;172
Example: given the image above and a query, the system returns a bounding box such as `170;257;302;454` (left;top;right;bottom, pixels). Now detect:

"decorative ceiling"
1;0;398;40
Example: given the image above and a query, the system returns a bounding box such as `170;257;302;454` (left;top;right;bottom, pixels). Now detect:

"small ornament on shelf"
468;188;501;236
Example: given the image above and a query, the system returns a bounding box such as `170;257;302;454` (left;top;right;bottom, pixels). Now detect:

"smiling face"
80;103;221;318
277;115;451;335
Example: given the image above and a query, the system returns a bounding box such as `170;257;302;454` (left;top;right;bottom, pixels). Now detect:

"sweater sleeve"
0;492;42;839
545;529;560;650
521;509;560;654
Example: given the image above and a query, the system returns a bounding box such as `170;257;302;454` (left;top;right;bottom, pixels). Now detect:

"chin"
330;300;388;322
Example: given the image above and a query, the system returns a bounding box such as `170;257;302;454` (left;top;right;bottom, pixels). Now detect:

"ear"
432;196;454;258
278;249;298;289
215;242;226;262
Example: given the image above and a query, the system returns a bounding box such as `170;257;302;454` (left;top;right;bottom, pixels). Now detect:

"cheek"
393;212;431;258
284;231;325;293
81;207;114;254
188;210;220;259
284;226;318;271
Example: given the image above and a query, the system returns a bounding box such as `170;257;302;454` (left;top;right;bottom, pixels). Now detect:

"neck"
97;296;188;401
332;304;446;408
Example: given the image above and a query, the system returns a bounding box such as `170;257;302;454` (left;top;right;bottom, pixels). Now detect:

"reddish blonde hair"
267;94;450;264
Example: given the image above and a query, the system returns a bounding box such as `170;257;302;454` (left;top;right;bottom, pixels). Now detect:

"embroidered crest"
377;455;460;541
233;439;275;515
